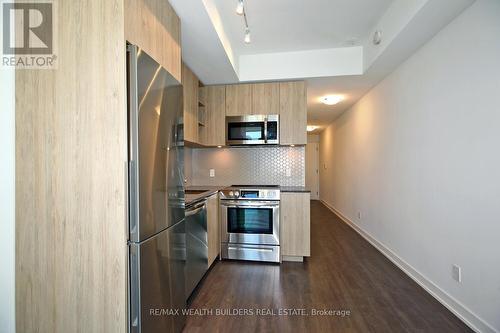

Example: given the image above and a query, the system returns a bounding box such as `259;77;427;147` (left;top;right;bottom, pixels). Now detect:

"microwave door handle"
264;118;268;143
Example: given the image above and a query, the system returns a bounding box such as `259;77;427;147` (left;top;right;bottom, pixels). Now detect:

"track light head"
236;0;244;15
244;28;251;44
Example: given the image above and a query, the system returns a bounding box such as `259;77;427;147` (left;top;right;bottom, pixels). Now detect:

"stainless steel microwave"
226;115;279;145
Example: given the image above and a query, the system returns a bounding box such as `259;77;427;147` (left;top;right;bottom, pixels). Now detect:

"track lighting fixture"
236;0;244;15
236;0;251;44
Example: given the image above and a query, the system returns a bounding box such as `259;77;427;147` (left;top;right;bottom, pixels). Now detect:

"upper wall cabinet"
199;85;226;147
182;63;199;144
196;80;307;147
125;0;181;81
226;83;280;116
279;81;307;145
226;84;252;116
252;83;279;115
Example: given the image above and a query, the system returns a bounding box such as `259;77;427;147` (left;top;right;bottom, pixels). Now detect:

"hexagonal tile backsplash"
190;146;305;186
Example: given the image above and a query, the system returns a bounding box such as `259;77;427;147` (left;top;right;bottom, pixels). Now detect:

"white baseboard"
320;200;498;333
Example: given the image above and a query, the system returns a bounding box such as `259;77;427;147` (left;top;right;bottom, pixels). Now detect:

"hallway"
184;201;471;332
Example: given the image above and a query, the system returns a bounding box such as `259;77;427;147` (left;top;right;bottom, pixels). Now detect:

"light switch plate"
452;264;461;283
209;169;215;177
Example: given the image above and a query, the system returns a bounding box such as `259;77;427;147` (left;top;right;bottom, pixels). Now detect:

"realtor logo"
1;0;57;68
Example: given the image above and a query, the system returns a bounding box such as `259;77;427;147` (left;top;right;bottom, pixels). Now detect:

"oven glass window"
267;121;278;140
227;208;273;234
228;122;265;141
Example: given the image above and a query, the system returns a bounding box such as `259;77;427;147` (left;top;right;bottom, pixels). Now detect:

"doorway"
305;142;319;200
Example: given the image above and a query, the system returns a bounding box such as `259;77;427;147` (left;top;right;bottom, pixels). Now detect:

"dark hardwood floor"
184;201;472;333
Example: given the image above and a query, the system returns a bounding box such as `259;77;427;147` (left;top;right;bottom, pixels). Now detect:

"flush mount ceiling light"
321;95;344;105
307;126;319;132
236;0;251;44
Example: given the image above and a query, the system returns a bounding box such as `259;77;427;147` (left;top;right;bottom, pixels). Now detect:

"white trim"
320;200;498;333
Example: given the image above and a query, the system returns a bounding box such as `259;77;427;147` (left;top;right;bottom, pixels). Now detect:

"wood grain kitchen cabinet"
281;192;310;259
225;84;253;116
16;0;181;331
279;81;307;145
226;83;279;116
207;193;220;267
125;0;181;81
199;85;226;146
182;63;199;144
252;83;279;115
17;0;137;331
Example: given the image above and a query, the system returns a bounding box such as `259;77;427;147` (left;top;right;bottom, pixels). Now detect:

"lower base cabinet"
280;192;310;259
207;193;220;266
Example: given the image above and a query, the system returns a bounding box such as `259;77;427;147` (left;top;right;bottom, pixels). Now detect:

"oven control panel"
220;187;280;200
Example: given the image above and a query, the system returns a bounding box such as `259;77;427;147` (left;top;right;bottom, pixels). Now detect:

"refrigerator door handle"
129;245;140;333
127;44;140;243
128;160;139;240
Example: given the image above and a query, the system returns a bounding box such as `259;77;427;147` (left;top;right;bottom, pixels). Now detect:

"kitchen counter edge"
280;186;311;193
185;186;225;207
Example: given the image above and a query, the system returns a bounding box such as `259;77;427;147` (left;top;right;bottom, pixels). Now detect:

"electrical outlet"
452;264;462;283
286;168;291;177
209;169;215;178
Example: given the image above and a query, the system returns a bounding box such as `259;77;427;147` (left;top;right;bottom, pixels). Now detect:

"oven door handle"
222;205;279;209
220;201;279;208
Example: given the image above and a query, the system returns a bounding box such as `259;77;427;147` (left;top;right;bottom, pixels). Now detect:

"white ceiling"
170;0;475;132
211;0;393;55
307;75;373;127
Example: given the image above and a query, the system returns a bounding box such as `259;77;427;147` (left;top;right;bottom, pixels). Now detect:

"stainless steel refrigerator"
127;44;186;333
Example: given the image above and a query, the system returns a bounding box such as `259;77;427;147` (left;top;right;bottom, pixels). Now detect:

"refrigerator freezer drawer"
129;220;186;333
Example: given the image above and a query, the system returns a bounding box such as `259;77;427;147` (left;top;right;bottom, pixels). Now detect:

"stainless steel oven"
220;186;280;263
226;115;279;145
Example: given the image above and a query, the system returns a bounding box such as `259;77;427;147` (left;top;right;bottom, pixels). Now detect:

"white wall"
0;67;16;332
239;46;363;81
320;1;500;332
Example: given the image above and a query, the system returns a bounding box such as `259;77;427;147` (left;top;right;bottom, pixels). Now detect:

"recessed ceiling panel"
212;0;393;55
